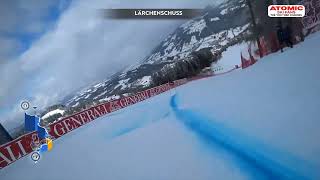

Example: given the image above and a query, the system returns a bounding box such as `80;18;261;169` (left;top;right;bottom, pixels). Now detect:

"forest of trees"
248;0;305;52
151;48;221;86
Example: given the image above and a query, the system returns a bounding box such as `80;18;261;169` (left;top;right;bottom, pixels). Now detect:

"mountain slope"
143;0;249;64
41;0;252;123
2;32;320;180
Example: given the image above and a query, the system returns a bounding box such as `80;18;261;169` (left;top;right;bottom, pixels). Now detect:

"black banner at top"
102;9;203;19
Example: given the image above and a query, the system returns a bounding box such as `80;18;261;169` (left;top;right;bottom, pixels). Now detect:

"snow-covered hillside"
45;0;251;117
1;32;320;180
143;0;249;64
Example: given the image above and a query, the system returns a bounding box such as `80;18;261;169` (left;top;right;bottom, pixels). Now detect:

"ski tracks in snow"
109;112;171;139
170;94;316;180
99;92;316;180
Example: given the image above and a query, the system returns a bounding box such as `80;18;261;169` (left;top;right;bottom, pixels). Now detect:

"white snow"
69;96;81;104
182;19;207;35
98;94;120;103
114;78;130;90
93;83;103;88
84;94;91;99
190;35;197;44
165;42;175;52
41;109;65;120
229;6;239;12
1;33;320;180
136;76;151;87
96;91;108;99
71;102;79;108
147;20;250;64
216;42;246;68
211;17;220;21
220;8;228;15
122;93;131;97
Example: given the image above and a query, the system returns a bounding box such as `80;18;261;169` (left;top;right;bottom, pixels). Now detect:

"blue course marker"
24;113;40;132
170;94;316;180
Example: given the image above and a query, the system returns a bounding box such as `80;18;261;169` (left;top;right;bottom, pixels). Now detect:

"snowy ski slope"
1;33;320;180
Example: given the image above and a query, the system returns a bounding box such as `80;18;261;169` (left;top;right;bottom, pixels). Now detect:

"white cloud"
0;0;65;64
1;0;223;129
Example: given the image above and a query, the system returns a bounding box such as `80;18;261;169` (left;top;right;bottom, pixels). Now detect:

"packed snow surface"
1;33;320;180
41;109;65;120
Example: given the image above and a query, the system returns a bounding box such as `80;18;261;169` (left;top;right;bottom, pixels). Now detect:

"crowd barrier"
0;68;238;169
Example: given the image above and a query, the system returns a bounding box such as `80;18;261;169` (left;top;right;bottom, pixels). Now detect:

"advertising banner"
0;67;238;169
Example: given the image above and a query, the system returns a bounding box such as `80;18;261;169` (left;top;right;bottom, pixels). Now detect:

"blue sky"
0;0;73;128
0;0;72;58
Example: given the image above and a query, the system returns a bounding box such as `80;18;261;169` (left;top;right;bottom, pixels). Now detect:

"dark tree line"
248;0;305;51
151;48;220;86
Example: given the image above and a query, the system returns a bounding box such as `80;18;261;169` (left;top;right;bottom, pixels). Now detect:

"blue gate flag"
37;125;48;139
24;113;40;132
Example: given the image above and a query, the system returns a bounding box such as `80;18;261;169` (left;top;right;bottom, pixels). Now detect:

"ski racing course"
1;33;320;180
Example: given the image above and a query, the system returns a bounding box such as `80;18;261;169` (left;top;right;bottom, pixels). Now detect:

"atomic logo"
268;5;305;17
